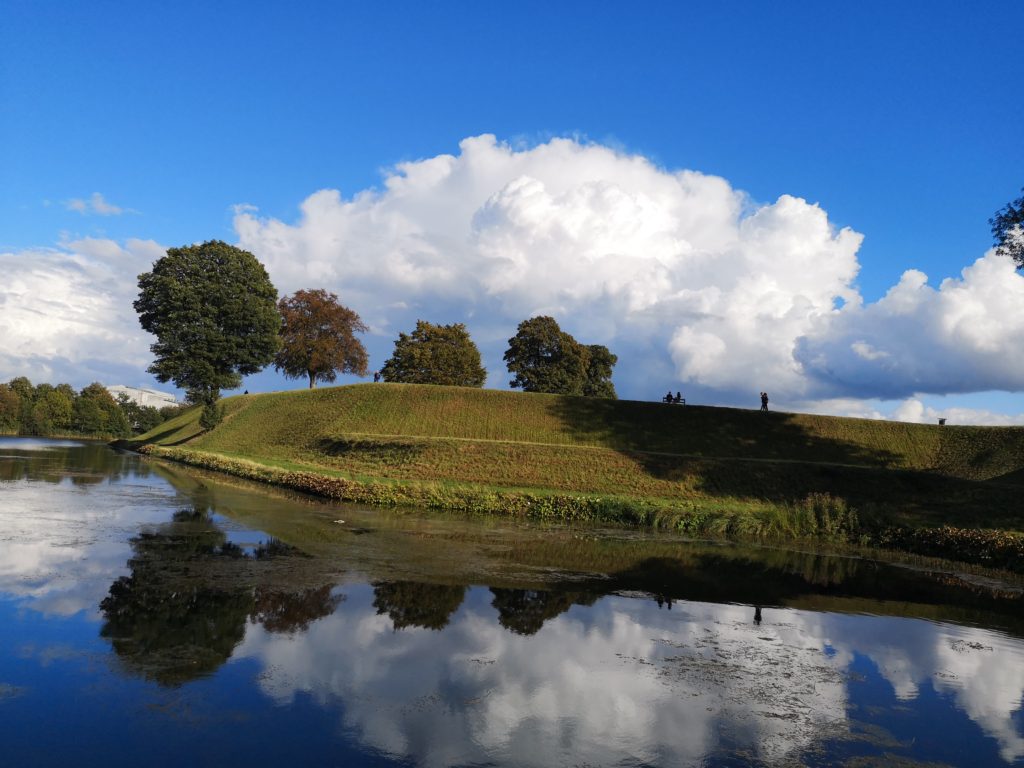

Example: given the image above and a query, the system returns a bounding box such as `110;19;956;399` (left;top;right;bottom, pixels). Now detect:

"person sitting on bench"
673;392;684;405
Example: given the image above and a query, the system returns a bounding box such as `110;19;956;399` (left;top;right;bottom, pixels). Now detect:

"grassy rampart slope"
136;384;1024;473
129;384;1024;534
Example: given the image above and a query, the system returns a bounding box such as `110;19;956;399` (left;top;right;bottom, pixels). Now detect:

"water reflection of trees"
372;581;466;631
254;585;342;634
490;588;598;636
0;441;148;484
100;509;250;685
100;508;342;686
469;533;1024;635
96;485;1024;689
370;583;600;636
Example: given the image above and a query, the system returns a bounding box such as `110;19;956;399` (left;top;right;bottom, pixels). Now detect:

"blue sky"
2;1;1023;422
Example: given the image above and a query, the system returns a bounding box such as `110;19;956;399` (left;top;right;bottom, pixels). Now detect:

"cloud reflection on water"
820;611;1024;763
0;475;171;618
236;588;1024;766
239;590;841;765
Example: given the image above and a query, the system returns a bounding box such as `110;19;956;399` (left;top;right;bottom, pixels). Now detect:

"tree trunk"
308;372;316;389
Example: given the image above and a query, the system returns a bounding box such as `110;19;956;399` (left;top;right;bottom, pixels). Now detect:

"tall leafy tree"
582;344;618;399
73;383;130;436
134;241;281;424
30;387;73;434
274;289;369;388
8;377;34;432
55;383;77;401
0;378;134;436
8;377;33;401
504;316;587;395
504;316;617;398
0;384;20;432
72;395;106;434
381;320;486;386
503;317;614;397
115;392;164;434
991;188;1024;268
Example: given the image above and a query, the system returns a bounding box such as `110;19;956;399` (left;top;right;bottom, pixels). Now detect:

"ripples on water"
0;437;1022;767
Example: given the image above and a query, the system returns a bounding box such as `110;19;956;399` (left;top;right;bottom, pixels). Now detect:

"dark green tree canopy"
274;288;369;388
582;344;618;399
0;378;151;438
504;316;586;395
31;387;73;434
115;392;163;434
381;320;487;387
8;376;33;401
0;384;20;432
991;188;1024;268
504;316;617;398
73;382;130;437
134;241;281;404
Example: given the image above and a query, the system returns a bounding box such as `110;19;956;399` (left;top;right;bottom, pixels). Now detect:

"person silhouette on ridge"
760;392;769;412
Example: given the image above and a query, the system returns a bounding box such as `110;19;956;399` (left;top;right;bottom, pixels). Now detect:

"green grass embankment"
124;383;1024;570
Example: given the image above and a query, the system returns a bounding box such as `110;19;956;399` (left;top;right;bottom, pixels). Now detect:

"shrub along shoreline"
136;443;1024;574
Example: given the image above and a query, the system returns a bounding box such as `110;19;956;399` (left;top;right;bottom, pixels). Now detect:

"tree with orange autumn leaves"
274;289;369;388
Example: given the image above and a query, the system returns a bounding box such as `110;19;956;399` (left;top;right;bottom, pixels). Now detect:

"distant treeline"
0;377;187;438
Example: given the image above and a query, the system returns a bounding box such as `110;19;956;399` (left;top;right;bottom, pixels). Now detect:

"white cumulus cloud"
234;134;1024;409
797;254;1024;399
0;238;161;385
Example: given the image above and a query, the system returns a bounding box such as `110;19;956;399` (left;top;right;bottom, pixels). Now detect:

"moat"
1;437;1022;766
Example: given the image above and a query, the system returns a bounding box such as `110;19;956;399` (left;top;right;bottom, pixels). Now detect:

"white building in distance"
106;385;180;409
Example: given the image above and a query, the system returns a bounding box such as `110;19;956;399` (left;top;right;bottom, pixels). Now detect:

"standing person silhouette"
760;392;769;412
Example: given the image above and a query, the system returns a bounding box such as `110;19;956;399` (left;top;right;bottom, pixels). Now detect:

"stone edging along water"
134;444;1024;574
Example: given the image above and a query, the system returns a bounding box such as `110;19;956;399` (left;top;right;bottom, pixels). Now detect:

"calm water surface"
1;437;1023;767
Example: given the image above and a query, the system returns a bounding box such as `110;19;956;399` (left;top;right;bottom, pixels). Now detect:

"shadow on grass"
988;468;1024;486
548;397;1024;527
933;425;1024;484
314;437;427;467
549;398;901;467
124;422;199;448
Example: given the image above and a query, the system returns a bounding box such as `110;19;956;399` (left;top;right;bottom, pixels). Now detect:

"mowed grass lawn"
133;383;1024;531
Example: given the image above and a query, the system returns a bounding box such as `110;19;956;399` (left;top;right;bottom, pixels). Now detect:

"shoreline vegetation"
116;383;1024;573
